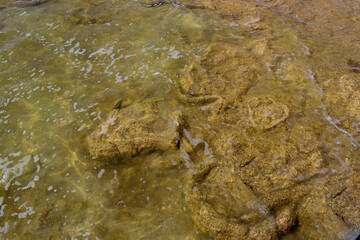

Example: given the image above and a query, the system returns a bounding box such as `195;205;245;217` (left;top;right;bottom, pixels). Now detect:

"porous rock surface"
88;2;360;238
247;96;289;130
184;165;292;240
88;100;183;159
178;43;263;104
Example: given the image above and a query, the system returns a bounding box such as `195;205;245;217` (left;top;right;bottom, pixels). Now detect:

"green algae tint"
0;0;359;239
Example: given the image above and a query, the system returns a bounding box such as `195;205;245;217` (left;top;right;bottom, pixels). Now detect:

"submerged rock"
276;207;296;233
322;73;360;142
84;3;360;236
87;100;183;160
246;96;289;130
184;165;279;239
177;95;359;240
178;43;263;104
327;173;360;228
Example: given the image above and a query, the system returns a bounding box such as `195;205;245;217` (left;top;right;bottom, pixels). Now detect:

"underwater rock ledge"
88;37;360;239
85;1;360;239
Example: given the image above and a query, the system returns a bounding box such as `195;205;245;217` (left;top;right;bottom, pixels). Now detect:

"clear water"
0;1;241;239
0;0;359;239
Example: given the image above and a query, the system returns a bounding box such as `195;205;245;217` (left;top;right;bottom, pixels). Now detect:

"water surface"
0;0;359;239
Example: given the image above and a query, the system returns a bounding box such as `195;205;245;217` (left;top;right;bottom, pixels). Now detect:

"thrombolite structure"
88;41;360;239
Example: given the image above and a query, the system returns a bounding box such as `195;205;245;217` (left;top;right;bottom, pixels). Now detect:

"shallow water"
0;1;243;239
0;0;359;239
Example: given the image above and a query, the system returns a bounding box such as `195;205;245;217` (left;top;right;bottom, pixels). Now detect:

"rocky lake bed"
0;0;359;239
